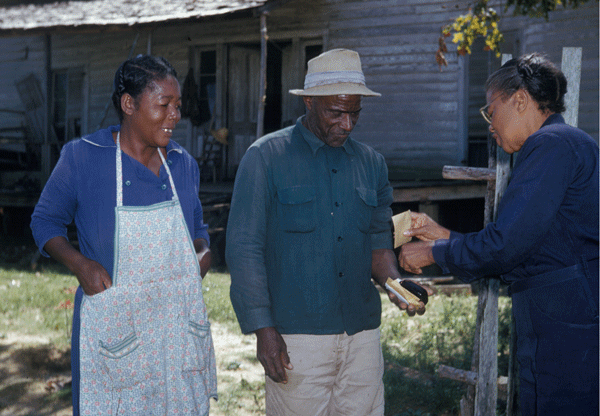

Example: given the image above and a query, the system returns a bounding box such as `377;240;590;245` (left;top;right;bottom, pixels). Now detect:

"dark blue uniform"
433;114;599;415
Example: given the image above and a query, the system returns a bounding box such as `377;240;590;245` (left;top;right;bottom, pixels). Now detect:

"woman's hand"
194;238;212;278
73;258;113;295
404;212;451;242
399;240;436;275
43;236;112;296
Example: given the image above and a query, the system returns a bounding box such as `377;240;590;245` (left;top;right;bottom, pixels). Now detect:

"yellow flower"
453;32;464;43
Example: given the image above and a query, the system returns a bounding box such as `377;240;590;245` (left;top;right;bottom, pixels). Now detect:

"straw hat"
289;49;381;97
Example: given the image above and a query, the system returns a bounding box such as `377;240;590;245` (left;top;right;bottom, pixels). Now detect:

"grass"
1;261;513;415
0;262;78;348
380;291;512;415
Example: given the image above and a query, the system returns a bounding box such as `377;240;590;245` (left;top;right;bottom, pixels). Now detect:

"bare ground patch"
0;323;265;416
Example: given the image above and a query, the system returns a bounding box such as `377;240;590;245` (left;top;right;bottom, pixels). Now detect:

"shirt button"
161;184;167;190
125;180;131;186
167;160;173;165
334;201;340;207
337;236;343;242
332;169;338;173
338;272;344;277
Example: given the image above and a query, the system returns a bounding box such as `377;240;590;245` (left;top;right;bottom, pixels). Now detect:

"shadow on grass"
0;342;72;416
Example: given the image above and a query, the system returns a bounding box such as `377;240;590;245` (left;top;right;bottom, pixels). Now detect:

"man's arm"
225;146;293;383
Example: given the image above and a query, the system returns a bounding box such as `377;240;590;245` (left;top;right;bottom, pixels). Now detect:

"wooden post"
256;12;268;140
42;33;52;185
561;47;582;127
472;53;512;416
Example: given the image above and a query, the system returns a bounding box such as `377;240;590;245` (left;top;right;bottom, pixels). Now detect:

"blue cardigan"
31;125;209;278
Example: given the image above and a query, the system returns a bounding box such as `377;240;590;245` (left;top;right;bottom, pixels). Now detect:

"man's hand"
404;212;451;242
255;327;293;383
399;240;436;275
385;280;433;316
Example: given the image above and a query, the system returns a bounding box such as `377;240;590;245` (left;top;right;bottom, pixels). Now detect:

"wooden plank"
438;364;508;387
392;183;487;203
442;166;496;181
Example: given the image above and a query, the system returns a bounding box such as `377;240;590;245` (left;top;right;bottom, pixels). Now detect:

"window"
52;67;84;144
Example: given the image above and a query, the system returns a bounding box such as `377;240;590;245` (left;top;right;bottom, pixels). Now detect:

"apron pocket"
84;289;154;389
98;332;140;359
185;320;210;372
97;331;148;389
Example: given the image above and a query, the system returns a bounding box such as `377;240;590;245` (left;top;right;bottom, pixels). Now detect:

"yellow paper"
392;210;412;248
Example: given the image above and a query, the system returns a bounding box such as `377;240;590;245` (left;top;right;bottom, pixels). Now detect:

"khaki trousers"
265;327;384;416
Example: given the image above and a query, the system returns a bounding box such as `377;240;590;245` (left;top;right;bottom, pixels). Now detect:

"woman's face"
127;75;181;149
485;89;527;154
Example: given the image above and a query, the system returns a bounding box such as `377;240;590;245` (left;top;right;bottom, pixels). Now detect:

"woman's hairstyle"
485;52;567;114
111;55;178;122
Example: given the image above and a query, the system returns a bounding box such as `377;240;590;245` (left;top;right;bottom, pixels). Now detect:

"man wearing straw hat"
226;48;431;415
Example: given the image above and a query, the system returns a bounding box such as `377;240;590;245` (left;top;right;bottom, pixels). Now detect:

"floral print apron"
79;133;217;415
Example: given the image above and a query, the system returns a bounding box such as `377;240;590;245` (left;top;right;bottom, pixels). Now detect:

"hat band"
304;70;366;89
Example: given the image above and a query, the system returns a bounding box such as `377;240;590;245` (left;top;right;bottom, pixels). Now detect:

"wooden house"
0;0;597;237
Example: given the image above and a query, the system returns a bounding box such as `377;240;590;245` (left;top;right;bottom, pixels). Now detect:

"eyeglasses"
479;95;502;125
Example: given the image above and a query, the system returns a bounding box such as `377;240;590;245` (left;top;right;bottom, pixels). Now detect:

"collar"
540;113;565;128
81;125;182;155
296;117;356;156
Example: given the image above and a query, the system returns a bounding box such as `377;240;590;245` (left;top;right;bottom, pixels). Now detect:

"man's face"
303;95;362;147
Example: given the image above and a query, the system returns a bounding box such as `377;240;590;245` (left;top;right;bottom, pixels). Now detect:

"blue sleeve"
30;142;78;257
432;134;574;282
225;146;274;334
370;154;394;250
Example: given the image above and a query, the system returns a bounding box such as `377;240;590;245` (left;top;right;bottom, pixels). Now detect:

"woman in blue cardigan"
399;53;598;415
31;55;217;415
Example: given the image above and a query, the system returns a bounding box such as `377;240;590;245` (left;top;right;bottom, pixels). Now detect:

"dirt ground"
0;322;264;416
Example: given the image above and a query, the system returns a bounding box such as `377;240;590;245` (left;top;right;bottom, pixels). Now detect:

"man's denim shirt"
226;117;394;336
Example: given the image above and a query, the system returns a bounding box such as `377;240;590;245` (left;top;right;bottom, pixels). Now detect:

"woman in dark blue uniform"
399;53;599;415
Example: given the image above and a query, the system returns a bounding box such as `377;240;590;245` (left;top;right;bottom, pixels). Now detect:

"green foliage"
381;291;513;415
507;0;593;19
215;376;265;415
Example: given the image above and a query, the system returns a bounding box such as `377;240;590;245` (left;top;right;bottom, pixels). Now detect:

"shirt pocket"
277;185;316;233
355;187;377;233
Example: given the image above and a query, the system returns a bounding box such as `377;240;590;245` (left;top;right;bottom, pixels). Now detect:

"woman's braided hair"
111;55;178;122
485;52;567;114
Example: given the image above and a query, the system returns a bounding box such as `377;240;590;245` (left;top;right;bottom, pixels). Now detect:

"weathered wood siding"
0;35;46;138
517;2;598;139
1;0;598;182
